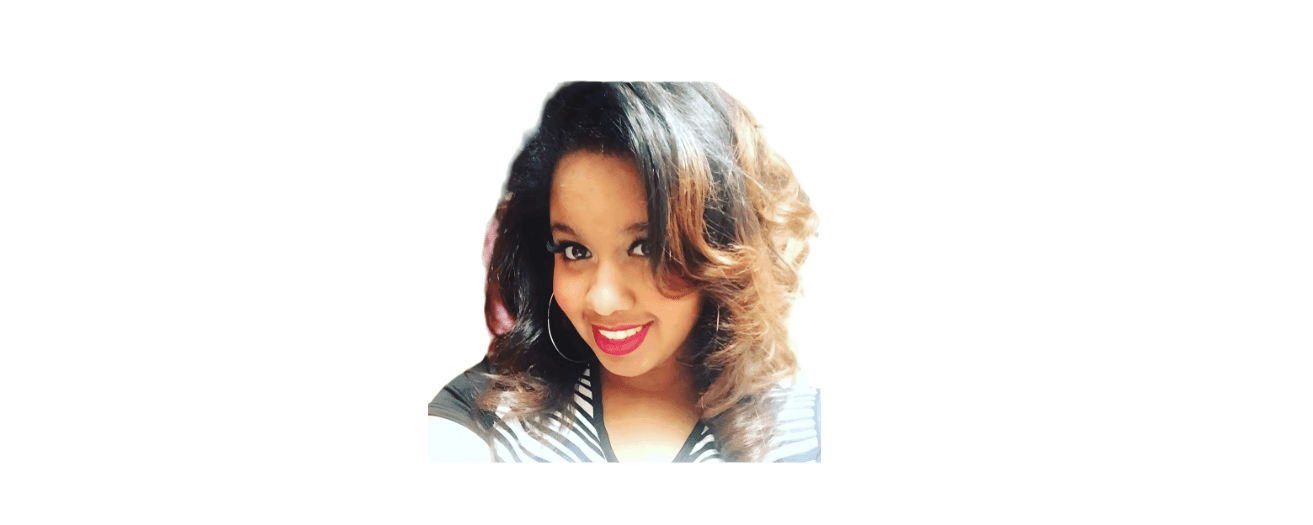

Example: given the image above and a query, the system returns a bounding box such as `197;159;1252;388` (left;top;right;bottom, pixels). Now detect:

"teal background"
5;2;1307;522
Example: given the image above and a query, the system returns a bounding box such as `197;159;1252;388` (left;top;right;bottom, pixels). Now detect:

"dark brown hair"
478;82;817;461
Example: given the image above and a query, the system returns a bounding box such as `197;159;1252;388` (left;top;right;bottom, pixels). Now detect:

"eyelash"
547;239;649;261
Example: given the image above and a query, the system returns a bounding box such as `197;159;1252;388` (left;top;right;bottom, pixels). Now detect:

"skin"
549;151;703;462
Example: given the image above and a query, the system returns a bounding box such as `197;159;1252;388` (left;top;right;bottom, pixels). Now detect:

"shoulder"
761;372;822;463
429;358;494;438
477;364;607;463
429;416;492;462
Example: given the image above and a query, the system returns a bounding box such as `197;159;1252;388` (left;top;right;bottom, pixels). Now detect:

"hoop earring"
547;293;587;364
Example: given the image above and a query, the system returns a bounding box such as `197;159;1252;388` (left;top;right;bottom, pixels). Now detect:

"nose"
585;259;634;318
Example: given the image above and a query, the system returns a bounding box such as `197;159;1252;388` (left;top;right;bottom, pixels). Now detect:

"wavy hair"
476;82;817;462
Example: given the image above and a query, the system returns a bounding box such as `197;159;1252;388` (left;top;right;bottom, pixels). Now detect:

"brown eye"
563;243;591;261
629;239;649;257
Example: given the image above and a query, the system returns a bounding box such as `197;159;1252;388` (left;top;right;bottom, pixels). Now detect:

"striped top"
429;359;821;462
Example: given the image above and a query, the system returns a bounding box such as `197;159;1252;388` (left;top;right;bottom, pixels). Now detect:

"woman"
428;82;819;462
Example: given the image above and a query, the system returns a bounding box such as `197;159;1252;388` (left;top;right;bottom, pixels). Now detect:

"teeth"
599;326;641;340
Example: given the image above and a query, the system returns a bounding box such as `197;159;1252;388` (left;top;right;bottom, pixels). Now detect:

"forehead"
550;151;648;234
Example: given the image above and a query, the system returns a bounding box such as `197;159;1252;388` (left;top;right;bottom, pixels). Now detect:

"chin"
592;352;656;378
595;357;642;377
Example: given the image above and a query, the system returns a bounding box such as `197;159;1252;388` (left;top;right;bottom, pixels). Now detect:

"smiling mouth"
598;326;642;340
592;323;652;356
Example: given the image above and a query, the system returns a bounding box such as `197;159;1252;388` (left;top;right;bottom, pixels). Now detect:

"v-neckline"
587;361;707;463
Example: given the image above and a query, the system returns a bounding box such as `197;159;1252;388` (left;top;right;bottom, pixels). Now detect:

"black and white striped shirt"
429;359;821;462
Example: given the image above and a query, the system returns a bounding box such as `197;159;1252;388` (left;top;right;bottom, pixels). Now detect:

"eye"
629;239;649;257
555;242;590;261
547;239;591;261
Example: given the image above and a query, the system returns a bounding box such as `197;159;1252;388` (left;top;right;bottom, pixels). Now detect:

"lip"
592;322;652;356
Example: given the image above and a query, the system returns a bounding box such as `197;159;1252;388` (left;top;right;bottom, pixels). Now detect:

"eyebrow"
551;222;649;237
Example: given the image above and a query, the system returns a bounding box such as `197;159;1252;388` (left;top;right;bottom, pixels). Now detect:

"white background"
430;79;819;406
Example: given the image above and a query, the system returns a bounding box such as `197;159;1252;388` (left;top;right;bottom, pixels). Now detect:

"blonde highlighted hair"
478;82;817;461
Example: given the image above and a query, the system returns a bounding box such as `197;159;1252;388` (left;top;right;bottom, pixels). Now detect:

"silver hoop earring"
547;293;587;364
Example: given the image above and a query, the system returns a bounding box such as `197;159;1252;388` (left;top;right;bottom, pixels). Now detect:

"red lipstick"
592;322;652;356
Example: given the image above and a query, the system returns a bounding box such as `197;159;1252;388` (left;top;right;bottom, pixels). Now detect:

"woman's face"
550;151;701;379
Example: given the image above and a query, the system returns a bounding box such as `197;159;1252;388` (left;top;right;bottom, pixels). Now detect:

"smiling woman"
428;82;820;462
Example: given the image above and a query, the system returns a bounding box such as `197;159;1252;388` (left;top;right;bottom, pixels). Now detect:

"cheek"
553;273;587;322
653;293;702;334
